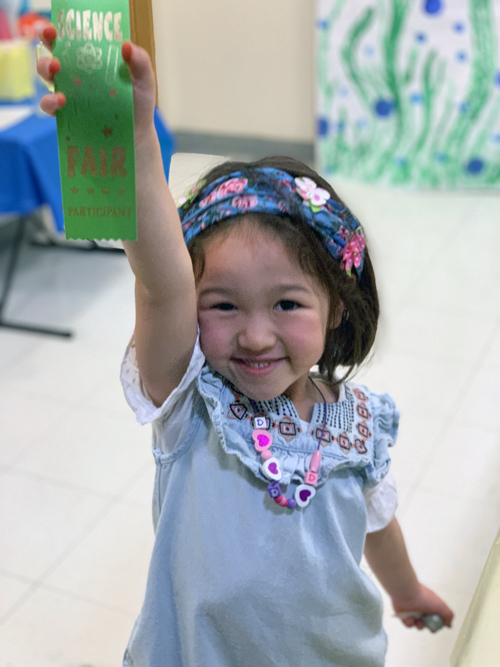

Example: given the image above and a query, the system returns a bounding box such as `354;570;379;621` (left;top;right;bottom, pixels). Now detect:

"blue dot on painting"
492;134;500;144
337;121;345;133
435;153;448;162
395;157;407;167
456;51;468;62
466;158;484;175
364;45;375;57
410;93;424;104
416;32;427;42
317;117;329;137
424;0;443;14
495;72;500;86
459;102;470;113
317;20;329;30
453;21;465;32
375;99;394;117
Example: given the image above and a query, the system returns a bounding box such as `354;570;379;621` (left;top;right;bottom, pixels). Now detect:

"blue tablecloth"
0;108;175;232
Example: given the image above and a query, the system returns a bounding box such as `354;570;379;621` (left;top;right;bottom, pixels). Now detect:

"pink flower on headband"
178;178;207;207
294;177;330;212
199;178;248;208
336;226;351;243
341;231;366;274
233;195;259;209
199;190;219;208
217;178;248;197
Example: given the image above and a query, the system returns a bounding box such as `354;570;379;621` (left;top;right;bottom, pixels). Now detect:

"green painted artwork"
51;0;137;239
317;0;500;187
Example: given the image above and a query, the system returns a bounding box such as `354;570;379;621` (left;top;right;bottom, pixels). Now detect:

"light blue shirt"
121;339;399;667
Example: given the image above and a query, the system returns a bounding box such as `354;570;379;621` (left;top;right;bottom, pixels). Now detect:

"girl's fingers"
122;41;133;63
121;41;155;85
49;59;61;77
39;92;66;117
36;56;60;83
39;25;57;51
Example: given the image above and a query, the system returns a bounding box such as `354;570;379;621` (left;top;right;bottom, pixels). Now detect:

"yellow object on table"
0;39;35;101
451;529;500;666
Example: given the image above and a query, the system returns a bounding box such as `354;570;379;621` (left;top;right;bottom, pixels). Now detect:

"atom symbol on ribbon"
76;42;103;74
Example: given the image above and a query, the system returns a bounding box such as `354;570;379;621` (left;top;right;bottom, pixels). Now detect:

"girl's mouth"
233;358;283;377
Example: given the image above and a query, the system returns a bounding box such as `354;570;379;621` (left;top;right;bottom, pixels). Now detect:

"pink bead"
310;450;322;473
261;449;273;461
274;495;288;507
252;429;273;452
305;471;318;486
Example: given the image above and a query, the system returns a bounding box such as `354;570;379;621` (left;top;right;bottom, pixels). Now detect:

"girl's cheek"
284;314;326;346
198;313;231;355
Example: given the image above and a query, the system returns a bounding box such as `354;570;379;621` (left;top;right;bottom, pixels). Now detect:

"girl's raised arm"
38;28;198;405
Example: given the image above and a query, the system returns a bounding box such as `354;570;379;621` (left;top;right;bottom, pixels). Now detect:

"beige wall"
31;0;50;11
152;0;315;142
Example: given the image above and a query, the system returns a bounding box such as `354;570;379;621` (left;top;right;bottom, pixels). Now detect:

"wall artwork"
316;0;500;187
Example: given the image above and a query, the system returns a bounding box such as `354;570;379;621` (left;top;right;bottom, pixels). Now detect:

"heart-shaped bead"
252;429;273;452
294;484;316;508
262;457;282;481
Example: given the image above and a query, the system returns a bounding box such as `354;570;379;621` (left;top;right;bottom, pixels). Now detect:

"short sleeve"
362;389;400;488
364;472;398;533
120;333;206;426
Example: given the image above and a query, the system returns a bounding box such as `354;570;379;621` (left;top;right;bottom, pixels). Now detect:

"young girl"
39;29;453;666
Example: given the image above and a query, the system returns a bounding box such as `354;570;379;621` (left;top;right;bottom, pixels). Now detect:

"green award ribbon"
51;1;137;240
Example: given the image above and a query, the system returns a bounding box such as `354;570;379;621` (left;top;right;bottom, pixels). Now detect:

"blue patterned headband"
178;167;366;275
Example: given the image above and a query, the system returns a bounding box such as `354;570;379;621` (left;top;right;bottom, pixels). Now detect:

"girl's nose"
237;316;276;351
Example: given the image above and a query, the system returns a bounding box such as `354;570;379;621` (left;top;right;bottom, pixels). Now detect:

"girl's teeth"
245;361;271;368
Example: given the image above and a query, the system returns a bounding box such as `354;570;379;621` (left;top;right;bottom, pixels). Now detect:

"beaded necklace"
249;377;328;510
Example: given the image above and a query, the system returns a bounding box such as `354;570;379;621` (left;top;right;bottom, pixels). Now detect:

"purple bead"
267;482;281;499
287;498;297;509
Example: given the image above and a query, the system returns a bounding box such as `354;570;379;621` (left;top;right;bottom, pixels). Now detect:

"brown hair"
185;156;379;385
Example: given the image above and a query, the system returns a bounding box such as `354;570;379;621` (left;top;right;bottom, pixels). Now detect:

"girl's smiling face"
196;221;332;405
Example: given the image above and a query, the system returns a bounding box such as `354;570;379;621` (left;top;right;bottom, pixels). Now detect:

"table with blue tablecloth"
0;105;174;336
0;106;174;228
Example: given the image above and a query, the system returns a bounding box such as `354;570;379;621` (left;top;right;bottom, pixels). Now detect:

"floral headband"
178;167;366;275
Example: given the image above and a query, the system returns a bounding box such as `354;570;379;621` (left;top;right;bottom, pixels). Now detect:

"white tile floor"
1;153;499;666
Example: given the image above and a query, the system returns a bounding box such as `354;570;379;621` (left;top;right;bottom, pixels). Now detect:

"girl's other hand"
36;25;157;132
392;583;454;630
36;25;66;116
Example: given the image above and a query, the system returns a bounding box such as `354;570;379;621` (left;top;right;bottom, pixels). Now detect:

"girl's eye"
212;302;236;311
276;300;300;311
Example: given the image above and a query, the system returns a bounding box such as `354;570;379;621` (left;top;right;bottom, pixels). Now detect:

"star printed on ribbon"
101;125;114;139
